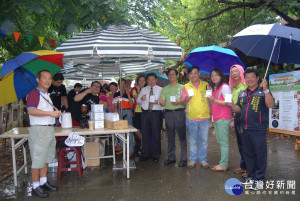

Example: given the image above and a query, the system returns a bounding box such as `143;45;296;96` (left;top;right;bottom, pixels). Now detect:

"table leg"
23;144;28;174
123;135;126;168
112;135;116;164
11;138;17;187
127;132;130;179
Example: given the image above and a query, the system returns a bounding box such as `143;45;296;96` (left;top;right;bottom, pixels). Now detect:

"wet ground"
0;128;300;201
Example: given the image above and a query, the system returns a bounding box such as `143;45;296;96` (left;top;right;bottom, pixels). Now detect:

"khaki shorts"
28;126;56;169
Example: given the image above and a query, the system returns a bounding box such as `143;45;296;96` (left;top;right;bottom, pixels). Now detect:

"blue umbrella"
230;23;300;78
184;45;244;75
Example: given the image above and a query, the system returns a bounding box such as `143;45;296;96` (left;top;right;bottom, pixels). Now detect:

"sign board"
269;71;300;136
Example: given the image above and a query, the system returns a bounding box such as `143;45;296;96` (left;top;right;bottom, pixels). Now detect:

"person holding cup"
159;68;187;167
206;68;232;172
181;66;211;169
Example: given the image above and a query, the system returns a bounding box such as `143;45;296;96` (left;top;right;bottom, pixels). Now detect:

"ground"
0;129;300;200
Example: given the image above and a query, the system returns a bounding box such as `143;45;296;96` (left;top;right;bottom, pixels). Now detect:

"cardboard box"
104;120;128;130
90;112;104;120
94;120;104;129
85;142;100;167
91;104;104;113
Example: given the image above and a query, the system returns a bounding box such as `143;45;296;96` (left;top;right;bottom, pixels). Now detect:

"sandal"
211;165;229;172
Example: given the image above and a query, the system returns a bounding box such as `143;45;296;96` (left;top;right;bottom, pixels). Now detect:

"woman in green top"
229;64;248;178
132;74;147;151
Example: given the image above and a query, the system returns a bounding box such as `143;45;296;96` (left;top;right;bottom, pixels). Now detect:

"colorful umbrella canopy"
184;45;244;75
0;50;64;107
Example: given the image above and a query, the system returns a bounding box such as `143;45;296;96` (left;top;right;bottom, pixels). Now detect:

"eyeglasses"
168;73;176;76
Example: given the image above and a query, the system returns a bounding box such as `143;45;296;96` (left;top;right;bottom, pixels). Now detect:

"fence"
0;101;24;147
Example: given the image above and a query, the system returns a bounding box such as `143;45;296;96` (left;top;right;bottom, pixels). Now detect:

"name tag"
188;88;194;97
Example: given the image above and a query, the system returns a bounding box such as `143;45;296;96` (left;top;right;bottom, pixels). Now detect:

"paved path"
0;128;299;200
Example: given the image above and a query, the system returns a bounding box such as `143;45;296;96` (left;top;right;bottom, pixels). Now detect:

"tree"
0;0;167;62
192;0;300;29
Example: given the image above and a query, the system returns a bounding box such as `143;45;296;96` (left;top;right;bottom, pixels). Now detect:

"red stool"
57;146;83;179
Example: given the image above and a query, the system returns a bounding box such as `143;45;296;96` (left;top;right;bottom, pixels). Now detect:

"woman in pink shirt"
207;68;232;172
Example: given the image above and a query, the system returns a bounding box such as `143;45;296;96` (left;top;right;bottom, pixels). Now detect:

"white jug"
59;112;72;128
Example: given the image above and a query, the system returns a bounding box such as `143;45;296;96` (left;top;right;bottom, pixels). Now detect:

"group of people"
26;64;274;197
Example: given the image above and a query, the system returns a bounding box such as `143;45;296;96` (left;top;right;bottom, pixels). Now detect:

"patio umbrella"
56;25;182;115
230;23;300;78
139;71;169;87
184;45;244;75
0;50;64;107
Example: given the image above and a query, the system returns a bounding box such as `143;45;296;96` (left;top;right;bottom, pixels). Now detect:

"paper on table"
225;94;233;103
205;90;212;97
188;88;194;97
170;96;176;102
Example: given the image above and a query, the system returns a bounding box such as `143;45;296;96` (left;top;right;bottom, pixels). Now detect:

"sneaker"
251;180;264;191
242;172;248;178
201;161;209;169
234;168;246;174
187;161;195;168
241;177;254;185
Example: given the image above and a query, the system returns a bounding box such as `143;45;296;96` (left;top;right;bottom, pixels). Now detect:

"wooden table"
0;126;137;186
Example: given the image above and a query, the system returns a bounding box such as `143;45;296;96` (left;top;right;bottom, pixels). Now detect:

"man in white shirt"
27;70;61;198
137;72;163;162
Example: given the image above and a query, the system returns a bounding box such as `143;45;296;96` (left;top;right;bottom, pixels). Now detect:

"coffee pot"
59;112;72;128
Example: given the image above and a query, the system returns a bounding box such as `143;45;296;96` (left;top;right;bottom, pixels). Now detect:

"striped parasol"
57;25;183;60
56;25;183;78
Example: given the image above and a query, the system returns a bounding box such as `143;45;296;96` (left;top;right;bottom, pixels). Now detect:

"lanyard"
246;88;258;104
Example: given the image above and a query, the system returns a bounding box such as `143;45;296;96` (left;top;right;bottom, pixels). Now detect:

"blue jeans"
186;118;210;163
120;109;134;154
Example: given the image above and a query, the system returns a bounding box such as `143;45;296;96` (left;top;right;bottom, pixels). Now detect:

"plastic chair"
57;146;83;179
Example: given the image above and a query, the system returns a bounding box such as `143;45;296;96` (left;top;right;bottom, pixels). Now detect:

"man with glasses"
70;81;101;125
159;68;187;167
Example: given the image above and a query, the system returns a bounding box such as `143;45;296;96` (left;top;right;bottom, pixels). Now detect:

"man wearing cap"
159;68;187;167
125;77;132;94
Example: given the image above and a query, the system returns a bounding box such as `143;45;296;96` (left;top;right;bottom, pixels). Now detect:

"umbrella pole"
119;58;123;119
264;37;278;79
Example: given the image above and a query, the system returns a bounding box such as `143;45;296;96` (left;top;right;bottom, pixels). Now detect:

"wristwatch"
263;89;270;94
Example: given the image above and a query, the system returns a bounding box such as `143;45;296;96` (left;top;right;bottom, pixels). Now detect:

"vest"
211;83;232;122
184;81;210;119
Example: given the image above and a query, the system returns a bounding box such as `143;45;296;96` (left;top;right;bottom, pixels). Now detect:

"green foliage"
0;0;168;62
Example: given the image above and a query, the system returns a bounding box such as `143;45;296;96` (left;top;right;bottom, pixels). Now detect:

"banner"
269;71;300;136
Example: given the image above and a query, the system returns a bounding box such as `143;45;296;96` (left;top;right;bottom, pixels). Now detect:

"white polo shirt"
27;88;55;125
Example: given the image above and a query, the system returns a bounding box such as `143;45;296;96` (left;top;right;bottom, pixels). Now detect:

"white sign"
170;96;176;102
188;88;194;97
205;90;212;97
150;95;156;103
224;94;233;103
